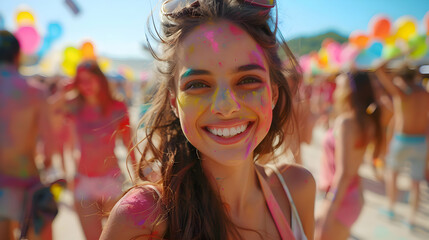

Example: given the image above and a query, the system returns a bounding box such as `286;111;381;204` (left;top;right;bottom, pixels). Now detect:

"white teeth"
207;124;248;138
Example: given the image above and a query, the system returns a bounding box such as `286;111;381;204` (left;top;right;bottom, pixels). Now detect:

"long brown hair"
74;60;115;115
335;71;382;157
137;1;300;239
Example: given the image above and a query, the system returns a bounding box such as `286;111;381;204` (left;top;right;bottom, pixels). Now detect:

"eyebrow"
235;64;266;73
180;64;266;80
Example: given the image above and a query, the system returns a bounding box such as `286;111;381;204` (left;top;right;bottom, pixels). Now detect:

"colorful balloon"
299;55;311;73
16;10;35;26
62;59;77;76
394;16;417;41
81;41;96;60
408;35;428;59
326;41;342;65
64;46;81;63
340;44;360;63
14;26;41;54
382;44;401;59
367;41;383;58
369;15;391;40
47;22;63;40
349;31;370;49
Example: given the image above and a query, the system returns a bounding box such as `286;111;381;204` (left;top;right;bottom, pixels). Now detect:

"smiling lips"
207;123;249;138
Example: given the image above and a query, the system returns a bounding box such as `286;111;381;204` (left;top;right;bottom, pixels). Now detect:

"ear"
169;90;179;118
271;83;279;109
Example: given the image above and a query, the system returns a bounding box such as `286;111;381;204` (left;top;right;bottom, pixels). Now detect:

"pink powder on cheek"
218;62;222;67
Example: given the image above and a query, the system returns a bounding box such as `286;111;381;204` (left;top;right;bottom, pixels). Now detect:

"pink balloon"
14;26;40;55
340;44;360;64
299;55;311;73
326;41;342;65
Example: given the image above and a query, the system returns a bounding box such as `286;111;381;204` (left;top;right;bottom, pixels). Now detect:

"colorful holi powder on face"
188;45;195;54
218;62;222;67
229;24;243;36
245;142;252;158
204;31;218;53
182;69;194;78
249;50;264;67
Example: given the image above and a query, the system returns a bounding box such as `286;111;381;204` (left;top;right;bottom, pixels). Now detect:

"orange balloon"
81;41;96;60
349;31;370;49
370;15;391;40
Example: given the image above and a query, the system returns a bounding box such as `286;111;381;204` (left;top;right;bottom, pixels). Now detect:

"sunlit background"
0;0;428;78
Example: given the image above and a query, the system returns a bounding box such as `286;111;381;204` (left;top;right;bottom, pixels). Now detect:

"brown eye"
185;81;209;90
238;76;262;85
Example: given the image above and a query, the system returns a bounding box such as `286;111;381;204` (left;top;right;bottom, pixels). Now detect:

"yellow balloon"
62;59;77;76
16;10;35;26
99;58;111;72
64;46;82;64
395;16;417;41
385;35;396;45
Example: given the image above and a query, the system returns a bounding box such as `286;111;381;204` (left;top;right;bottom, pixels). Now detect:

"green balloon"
409;35;428;59
382;45;401;59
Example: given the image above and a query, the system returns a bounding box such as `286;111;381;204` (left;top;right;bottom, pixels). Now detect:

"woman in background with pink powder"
316;71;382;240
66;60;135;240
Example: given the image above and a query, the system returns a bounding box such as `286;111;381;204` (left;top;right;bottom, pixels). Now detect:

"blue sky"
0;0;428;59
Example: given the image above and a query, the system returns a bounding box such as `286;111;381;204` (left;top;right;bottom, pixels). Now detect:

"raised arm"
374;62;405;97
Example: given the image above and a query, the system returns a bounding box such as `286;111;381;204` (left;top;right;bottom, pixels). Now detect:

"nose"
211;87;240;116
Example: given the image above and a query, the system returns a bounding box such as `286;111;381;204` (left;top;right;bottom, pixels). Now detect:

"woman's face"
76;70;100;98
171;20;278;167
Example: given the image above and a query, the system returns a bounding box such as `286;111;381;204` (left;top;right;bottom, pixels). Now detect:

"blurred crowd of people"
1;21;428;240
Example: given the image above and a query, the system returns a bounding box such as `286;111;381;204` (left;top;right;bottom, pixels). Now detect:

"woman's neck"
202;155;261;218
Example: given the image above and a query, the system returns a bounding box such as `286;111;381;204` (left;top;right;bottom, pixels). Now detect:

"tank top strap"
255;167;296;240
266;164;307;240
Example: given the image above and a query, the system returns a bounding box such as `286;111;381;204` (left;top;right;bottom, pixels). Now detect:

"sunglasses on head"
161;0;275;16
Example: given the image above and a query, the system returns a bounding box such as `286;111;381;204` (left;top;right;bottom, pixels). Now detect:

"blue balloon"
47;22;63;40
37;36;53;58
355;50;378;69
367;41;383;58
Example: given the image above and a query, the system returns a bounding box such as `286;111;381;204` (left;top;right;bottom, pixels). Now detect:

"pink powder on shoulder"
120;188;161;228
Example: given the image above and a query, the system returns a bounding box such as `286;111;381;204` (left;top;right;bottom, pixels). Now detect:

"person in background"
376;63;429;228
0;30;53;240
101;0;316;239
316;71;382;240
63;60;135;240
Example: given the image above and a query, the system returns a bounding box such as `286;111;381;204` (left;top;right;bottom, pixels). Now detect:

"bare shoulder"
274;163;316;237
278;163;316;195
100;185;166;240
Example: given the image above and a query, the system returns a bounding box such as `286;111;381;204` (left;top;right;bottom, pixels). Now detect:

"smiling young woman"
100;1;315;240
